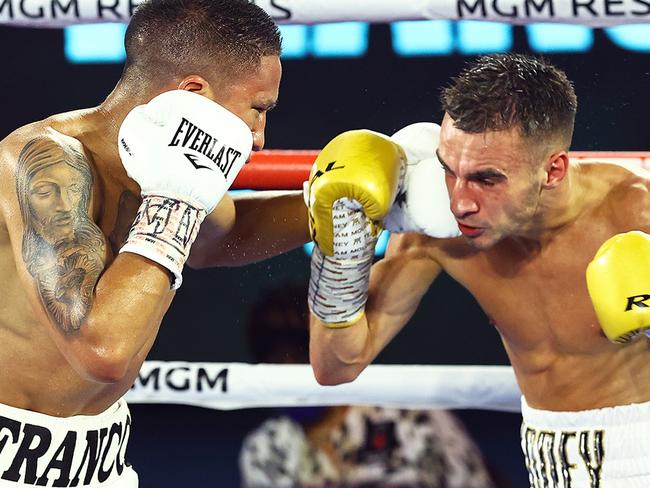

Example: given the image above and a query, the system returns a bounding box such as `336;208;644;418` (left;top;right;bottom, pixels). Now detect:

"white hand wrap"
383;123;460;238
308;198;376;327
122;196;206;289
118;90;252;288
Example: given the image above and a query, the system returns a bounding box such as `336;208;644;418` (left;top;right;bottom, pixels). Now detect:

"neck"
516;164;586;245
82;81;156;186
98;81;150;149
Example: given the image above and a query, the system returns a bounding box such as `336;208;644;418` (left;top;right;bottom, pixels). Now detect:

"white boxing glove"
383;123;461;239
118;90;252;289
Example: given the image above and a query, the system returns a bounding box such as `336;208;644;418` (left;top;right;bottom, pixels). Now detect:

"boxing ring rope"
1;0;649;27
233;151;650;190
126;362;522;412
121;151;649;413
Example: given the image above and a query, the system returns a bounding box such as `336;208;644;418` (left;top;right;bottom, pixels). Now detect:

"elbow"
76;348;131;384
311;361;363;386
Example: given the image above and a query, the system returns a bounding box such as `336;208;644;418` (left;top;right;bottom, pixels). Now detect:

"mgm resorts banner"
125;361;521;412
0;0;649;27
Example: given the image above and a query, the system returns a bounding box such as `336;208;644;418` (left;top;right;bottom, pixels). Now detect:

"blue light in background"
312;22;369;57
456;21;513;54
278;24;310;58
391;20;454;56
605;24;650;52
64;21;650;65
64;23;127;64
302;230;390;258
526;24;593;52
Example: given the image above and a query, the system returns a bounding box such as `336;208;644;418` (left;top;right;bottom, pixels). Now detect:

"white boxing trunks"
0;398;137;487
521;396;650;488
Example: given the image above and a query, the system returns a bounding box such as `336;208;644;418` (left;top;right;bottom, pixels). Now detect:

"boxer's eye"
252;102;277;113
469;171;506;187
478;178;496;187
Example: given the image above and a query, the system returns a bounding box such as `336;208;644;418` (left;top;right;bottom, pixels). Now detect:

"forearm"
61;253;173;383
309;313;374;385
190;190;310;267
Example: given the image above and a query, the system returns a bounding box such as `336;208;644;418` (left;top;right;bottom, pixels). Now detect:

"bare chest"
443;224;621;351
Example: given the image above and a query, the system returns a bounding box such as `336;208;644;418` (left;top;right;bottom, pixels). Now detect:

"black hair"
123;0;281;82
441;53;577;148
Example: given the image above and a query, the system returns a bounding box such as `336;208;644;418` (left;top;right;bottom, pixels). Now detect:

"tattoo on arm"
15;137;107;334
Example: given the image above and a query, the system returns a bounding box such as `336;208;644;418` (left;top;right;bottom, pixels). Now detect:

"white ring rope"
0;0;648;28
126;362;522;412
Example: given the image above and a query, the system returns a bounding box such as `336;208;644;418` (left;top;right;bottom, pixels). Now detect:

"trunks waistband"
0;399;132;487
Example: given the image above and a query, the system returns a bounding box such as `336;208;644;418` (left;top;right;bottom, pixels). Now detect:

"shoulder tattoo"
15;137;107;334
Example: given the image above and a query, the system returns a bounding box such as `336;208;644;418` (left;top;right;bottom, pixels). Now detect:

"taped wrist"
120;194;206;290
308;247;373;327
308;198;376;327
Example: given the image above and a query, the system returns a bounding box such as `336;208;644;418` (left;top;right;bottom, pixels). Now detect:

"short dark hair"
440;54;577;148
123;0;281;82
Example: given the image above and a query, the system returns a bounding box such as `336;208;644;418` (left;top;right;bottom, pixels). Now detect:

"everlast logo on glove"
169;117;243;178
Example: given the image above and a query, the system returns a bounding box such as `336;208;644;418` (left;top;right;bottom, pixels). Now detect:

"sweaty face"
213;55;282;152
27;162;83;246
437;114;546;250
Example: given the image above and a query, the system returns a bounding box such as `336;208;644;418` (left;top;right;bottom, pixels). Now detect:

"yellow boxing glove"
306;129;404;327
307;129;404;256
586;231;650;343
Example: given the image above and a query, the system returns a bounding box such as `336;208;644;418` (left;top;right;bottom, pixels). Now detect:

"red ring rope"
232;150;650;190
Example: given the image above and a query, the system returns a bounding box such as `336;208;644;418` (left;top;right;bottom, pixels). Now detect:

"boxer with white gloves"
0;1;310;485
119;90;252;289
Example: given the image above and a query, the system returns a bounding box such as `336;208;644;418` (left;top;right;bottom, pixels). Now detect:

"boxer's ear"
177;75;212;97
542;151;569;189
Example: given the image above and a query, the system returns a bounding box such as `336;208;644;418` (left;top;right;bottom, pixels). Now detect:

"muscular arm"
7;136;173;383
309;233;443;385
187;190;310;267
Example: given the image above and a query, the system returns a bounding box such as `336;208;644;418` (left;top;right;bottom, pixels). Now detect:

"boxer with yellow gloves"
309;53;650;486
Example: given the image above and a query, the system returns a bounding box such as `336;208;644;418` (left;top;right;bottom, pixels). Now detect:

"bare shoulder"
0;122;89;174
581;160;650;229
0;124;92;207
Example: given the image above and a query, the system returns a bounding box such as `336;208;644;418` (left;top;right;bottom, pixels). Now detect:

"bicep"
7;136;107;335
365;233;442;350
